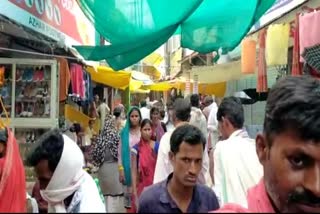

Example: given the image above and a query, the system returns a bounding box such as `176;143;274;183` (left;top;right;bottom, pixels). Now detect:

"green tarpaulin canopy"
74;0;275;70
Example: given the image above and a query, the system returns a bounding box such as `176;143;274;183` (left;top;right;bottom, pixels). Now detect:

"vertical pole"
124;86;131;112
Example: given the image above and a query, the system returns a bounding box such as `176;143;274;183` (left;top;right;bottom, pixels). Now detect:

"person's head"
26;129;64;190
128;107;141;128
140;119;153;141
204;95;214;107
113;106;122;119
190;94;200;108
140;100;147;108
150;107;160;124
160;109;166;120
0;128;7;158
217;96;244;140
256;76;320;213
69;123;81;135
169;124;206;187
172;98;191;125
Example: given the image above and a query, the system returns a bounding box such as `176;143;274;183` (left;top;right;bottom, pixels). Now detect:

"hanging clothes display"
58;58;71;102
257;29;268;93
299;10;320;62
291;14;302;76
241;38;256;74
266;24;290;66
70;63;85;100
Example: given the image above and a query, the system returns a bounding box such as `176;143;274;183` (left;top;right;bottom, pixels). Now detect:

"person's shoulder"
196;184;220;209
210;203;250;213
139;182;163;208
197;184;217;198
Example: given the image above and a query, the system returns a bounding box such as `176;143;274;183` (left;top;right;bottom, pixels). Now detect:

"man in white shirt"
153;98;210;186
139;100;150;120
214;97;262;207
97;98;110;132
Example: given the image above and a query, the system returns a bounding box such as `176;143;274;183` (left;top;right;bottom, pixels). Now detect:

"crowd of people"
0;75;320;213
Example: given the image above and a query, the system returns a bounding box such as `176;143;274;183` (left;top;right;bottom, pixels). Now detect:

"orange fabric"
0;128;26;212
241;39;256;74
257;29;268;93
58;58;71;102
0;66;4;87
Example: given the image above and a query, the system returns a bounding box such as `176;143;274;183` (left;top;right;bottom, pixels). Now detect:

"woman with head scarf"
91;114;125;212
0;128;26;212
118;107;141;212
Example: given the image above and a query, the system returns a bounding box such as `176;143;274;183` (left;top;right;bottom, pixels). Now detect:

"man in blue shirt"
138;124;220;213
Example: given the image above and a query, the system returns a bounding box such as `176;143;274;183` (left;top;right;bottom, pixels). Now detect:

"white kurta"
213;130;263;207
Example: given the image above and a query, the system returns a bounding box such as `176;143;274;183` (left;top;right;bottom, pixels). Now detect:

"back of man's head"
173;98;191;122
190;94;200;108
26;129;64;173
217;96;244;129
264;76;320;144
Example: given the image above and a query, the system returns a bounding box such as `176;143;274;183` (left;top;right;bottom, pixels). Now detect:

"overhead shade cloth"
86;66;131;89
75;0;276;70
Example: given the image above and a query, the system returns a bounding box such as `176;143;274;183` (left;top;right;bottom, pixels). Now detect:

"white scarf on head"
40;134;85;213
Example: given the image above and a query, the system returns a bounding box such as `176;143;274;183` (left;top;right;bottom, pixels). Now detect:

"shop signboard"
0;0;95;47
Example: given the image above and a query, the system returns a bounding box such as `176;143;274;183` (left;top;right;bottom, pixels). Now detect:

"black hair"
190;94;200;108
160;109;166;119
141;118;153;128
170;124;206;154
150;106;160;117
217;96;244;129
140;100;147;107
173;98;191;122
113;106;122;118
129;107;142;128
264;76;320;144
26;129;64;172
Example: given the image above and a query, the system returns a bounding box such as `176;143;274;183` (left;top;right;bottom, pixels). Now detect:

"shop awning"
130;79;144;91
190;61;244;84
86;66;131;90
141;81;174;91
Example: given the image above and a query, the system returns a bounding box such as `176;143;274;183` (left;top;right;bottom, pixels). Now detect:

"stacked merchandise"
15;65;51;118
0;64;12;117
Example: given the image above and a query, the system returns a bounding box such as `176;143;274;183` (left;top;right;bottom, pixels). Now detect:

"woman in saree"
0;127;26;212
150;107;166;142
131;119;159;211
118;107;141;212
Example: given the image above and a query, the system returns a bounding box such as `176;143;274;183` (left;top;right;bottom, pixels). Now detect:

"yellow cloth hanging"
266;24;290;66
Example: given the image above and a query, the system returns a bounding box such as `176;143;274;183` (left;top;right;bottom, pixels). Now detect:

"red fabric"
257;29;268;93
292;14;302;76
211;179;275;213
0;128;26;212
70;63;84;99
137;139;157;197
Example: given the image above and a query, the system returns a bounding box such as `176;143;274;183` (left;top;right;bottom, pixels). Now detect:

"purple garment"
138;173;220;213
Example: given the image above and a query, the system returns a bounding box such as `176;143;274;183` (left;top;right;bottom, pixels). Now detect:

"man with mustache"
213;76;320;213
